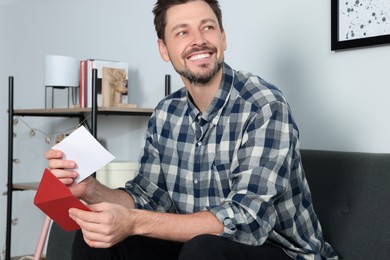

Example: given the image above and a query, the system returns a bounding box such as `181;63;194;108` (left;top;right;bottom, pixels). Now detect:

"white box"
96;161;138;189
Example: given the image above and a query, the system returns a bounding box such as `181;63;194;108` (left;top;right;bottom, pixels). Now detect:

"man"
46;0;338;259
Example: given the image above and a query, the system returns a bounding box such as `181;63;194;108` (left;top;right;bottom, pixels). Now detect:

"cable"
14;115;91;144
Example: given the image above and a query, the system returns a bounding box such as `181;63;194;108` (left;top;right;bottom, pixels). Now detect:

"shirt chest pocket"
210;153;233;200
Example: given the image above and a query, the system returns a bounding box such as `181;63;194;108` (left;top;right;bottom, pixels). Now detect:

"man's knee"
73;232;183;260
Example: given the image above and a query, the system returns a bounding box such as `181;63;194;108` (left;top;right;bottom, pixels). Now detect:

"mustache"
182;45;217;59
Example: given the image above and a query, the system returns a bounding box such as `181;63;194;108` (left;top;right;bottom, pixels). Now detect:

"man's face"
158;1;227;85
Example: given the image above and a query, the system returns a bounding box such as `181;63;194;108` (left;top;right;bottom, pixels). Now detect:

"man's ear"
221;29;227;51
158;39;170;62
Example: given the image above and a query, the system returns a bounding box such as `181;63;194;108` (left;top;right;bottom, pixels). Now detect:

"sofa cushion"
301;149;390;260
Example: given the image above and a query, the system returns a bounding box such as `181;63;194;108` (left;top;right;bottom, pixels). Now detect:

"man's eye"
177;31;187;36
203;26;213;31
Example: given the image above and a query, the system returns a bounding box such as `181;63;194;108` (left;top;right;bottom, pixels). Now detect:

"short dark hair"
153;0;223;41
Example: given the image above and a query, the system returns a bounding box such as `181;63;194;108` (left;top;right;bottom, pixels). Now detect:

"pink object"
33;216;51;260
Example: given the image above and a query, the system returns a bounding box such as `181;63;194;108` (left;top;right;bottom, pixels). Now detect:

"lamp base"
45;85;79;109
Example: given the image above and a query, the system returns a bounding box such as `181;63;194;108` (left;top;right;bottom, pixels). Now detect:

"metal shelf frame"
5;69;153;260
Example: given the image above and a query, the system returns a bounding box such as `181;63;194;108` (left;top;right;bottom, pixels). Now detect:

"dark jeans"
72;230;291;260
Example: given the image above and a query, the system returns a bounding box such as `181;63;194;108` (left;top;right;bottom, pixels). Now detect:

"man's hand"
69;202;135;248
45;149;94;199
70;203;224;248
45;149;77;184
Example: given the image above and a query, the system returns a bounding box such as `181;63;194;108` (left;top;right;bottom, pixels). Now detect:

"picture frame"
331;0;390;50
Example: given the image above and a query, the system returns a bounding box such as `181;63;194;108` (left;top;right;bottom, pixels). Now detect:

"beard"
174;46;224;86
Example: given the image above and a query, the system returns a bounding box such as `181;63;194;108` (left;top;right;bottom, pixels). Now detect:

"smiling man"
45;0;338;259
158;1;225;88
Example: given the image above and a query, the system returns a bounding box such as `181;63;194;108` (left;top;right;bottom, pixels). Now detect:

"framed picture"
331;0;390;50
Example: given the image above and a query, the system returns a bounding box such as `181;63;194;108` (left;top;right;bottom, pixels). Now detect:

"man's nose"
191;30;207;46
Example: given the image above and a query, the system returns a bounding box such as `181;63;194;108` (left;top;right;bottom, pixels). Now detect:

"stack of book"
79;59;135;108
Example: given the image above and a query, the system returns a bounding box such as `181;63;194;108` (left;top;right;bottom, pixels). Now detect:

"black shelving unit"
5;69;153;260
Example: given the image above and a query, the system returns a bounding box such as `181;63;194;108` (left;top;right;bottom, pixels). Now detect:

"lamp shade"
44;55;79;87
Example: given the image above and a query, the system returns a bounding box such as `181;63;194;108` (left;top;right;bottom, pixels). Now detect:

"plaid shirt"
124;63;338;259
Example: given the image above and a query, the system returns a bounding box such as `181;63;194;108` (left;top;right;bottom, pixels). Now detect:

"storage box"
96;161;138;189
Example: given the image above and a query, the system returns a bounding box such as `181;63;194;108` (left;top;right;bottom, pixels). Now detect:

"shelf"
6;72;156;260
12;182;40;191
2;182;40;195
13;107;154;117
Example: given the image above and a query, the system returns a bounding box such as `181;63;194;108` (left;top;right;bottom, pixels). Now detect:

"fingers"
48;159;76;171
83;233;114;248
69;204;113;225
45;149;78;184
44;149;63;159
47;153;77;183
70;208;111;242
87;203;110;212
69;208;100;224
70;207;120;248
50;168;78;185
46;149;77;170
70;210;109;247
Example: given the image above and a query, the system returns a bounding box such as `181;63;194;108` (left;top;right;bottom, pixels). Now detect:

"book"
79;60;87;107
85;59;129;107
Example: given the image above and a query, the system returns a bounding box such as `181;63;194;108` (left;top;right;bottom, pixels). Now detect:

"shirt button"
197;141;202;146
194;178;199;184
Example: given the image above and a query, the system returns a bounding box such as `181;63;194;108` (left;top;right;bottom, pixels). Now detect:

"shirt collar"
187;62;234;125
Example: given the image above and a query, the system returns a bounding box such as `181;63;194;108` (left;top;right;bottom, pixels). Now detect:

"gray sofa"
46;149;390;259
301;149;390;260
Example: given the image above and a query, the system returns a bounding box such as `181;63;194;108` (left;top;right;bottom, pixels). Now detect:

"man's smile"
188;52;212;61
183;45;217;63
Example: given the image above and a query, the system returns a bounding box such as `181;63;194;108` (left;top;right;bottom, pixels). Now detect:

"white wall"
220;0;390;153
1;0;390;258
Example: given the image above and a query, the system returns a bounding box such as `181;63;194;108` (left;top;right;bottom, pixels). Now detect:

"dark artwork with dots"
331;0;390;50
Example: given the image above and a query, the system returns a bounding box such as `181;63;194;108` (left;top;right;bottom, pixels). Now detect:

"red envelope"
34;168;90;231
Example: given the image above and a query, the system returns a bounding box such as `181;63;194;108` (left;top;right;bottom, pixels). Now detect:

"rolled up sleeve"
210;100;296;246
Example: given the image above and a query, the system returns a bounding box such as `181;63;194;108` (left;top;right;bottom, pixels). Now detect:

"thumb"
87;202;109;212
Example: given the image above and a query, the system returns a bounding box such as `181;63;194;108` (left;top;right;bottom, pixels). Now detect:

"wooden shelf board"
12;182;40;191
3;182;40;195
